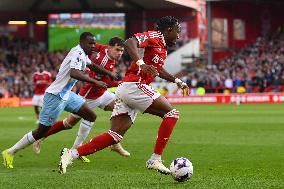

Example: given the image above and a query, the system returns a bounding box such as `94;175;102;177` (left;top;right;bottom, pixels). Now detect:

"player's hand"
94;80;108;89
175;79;190;96
140;64;159;76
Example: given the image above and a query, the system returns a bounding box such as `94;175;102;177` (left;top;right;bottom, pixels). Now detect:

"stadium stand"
1;29;284;98
185;30;284;94
0;36;62;98
0;35;133;98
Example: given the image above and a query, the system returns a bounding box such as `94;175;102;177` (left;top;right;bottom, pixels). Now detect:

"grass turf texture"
0;104;283;189
48;26;125;51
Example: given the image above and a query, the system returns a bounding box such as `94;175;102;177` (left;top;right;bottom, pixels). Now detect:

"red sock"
45;120;66;138
77;133;116;156
154;109;179;155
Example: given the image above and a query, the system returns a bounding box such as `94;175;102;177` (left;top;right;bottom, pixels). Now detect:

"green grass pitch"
0;104;283;188
48;26;125;51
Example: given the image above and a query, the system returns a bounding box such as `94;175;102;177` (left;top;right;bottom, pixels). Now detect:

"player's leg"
59;98;136;174
126;83;177;174
70;98;99;163
33;92;88;156
144;95;179;174
71;98;99;150
33;114;81;154
72;93;130;159
100;92;131;157
32;95;42;123
59;114;133;174
45;114;81;138
2;93;65;168
34;105;40;121
76;114;132;157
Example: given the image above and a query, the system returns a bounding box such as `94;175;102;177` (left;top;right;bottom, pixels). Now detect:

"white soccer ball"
170;157;193;182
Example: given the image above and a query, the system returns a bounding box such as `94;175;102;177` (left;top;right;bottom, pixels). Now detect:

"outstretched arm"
159;67;189;94
159;67;176;83
87;63;116;80
70;68;107;88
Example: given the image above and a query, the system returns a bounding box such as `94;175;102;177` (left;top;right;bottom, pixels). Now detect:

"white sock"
71;120;93;149
7;131;35;155
150;153;161;161
70;149;79;159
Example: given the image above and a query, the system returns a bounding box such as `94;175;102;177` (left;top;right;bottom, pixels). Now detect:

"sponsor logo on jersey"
152;54;164;64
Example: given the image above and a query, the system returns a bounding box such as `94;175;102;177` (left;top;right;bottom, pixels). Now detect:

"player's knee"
108;130;123;144
163;109;180;119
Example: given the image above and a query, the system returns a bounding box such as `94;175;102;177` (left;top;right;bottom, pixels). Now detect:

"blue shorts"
39;92;85;126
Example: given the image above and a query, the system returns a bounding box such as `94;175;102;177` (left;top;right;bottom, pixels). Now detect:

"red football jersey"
123;30;168;84
79;43;119;100
33;71;52;95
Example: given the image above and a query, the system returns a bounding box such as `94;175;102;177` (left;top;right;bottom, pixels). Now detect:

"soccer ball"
170;157;193;182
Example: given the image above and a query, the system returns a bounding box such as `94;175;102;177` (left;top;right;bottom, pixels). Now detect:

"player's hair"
155;16;179;31
80;32;94;41
109;36;124;47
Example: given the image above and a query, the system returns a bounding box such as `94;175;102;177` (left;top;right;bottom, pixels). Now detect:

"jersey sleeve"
134;32;151;48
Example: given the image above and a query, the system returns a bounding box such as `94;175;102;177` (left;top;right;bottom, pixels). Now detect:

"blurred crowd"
2;30;284;98
49;14;125;28
186;31;284;94
0;36;63;98
0;35;131;98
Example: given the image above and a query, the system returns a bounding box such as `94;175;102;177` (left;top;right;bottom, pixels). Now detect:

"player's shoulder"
135;30;163;43
135;30;160;36
70;45;85;57
147;30;163;38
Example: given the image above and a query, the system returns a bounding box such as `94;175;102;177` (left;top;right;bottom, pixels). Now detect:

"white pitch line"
17;116;35;121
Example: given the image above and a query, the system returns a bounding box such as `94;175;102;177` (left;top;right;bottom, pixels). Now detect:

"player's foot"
146;159;171;175
58;148;73;174
2;150;14;169
110;143;130;157
79;156;90;163
33;139;42;154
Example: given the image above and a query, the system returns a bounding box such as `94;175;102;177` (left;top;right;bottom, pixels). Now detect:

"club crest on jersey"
138;35;148;43
152;54;164;64
77;57;82;63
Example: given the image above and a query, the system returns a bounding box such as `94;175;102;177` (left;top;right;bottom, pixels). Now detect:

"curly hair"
155;16;180;31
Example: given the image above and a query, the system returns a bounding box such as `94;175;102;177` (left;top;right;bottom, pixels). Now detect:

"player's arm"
107;79;121;88
124;37;158;76
87;63;116;80
70;68;107;89
159;67;189;93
